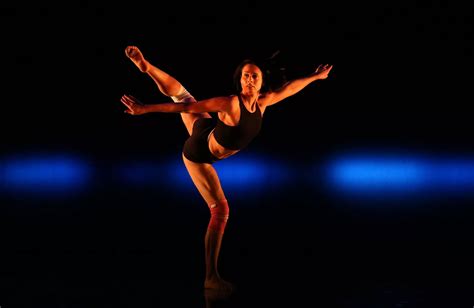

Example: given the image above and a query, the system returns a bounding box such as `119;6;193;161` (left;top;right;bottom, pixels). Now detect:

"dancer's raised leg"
125;46;210;134
125;46;183;96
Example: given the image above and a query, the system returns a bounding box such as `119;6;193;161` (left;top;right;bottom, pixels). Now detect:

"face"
240;64;263;94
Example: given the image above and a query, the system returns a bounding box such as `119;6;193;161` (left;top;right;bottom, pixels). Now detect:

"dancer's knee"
171;86;196;103
208;199;229;234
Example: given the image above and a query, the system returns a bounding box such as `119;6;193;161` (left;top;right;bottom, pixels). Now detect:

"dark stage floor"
1;187;473;308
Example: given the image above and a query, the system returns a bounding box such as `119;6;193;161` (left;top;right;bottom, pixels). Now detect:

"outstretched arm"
263;64;333;107
120;95;232;115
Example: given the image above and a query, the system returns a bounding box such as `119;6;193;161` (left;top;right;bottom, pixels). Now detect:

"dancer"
121;45;333;292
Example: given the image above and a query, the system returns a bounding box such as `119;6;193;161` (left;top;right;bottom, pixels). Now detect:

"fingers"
121;94;140;106
120;95;132;108
122;94;142;105
120;94;138;114
315;64;333;73
120;94;145;115
121;94;134;103
318;64;333;69
123;94;134;101
317;64;333;75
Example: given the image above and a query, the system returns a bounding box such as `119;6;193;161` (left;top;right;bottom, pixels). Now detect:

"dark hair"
232;51;287;94
233;59;267;93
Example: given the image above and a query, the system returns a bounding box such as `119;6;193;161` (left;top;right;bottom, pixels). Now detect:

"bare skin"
125;46;234;292
125;46;150;73
204;278;233;307
122;45;333;293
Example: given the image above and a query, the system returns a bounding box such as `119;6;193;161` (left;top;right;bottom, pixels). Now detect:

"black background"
1;1;473;307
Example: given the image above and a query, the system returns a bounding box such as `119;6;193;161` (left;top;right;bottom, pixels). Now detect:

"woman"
120;46;333;292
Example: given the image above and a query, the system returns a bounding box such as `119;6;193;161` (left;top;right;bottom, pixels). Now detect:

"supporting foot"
204;277;235;293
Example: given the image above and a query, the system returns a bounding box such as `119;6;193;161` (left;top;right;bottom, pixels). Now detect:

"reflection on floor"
1;193;473;307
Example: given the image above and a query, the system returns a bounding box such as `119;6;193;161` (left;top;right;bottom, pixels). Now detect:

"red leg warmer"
207;199;229;234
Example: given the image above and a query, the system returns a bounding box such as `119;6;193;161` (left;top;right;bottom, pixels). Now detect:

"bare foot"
204;277;234;293
125;46;150;73
204;287;233;302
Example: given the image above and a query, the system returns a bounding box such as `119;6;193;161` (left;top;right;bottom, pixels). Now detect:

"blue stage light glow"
117;153;291;195
174;154;291;193
116;161;164;185
324;153;474;198
0;154;92;196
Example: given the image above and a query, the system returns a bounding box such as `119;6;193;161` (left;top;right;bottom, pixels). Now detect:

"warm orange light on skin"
240;64;263;94
122;45;334;293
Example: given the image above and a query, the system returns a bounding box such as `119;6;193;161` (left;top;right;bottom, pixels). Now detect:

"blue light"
329;157;427;192
116;161;165;185
178;154;291;193
432;160;474;191
0;154;92;197
324;153;474;198
118;153;291;196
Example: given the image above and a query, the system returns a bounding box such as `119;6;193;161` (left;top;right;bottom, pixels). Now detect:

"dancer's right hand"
121;94;148;115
